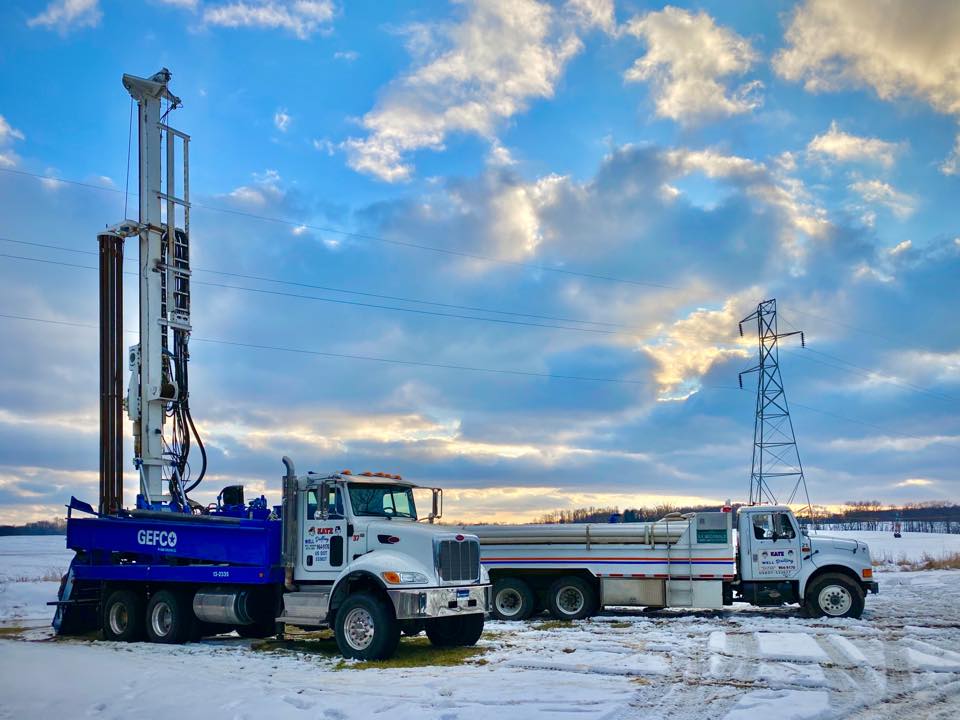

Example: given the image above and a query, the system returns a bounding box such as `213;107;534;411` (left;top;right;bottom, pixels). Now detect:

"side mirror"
429;488;443;524
316;482;330;520
801;527;809;537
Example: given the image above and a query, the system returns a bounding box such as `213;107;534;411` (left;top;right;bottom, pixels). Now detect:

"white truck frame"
465;505;877;622
276;460;491;658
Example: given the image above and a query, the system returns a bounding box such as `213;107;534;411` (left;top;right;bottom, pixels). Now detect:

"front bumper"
387;584;490;620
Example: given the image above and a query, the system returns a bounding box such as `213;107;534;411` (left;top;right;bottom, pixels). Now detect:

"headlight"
382;571;429;584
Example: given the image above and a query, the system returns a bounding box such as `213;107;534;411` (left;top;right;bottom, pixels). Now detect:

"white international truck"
463;504;878;621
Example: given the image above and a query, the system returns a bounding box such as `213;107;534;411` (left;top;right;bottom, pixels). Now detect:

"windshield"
348;483;417;519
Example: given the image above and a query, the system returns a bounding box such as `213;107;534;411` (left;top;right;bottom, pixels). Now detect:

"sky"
0;0;958;524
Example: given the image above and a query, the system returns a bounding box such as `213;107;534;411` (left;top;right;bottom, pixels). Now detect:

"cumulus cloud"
829;434;959;453
807;121;901;167
225;168;286;207
203;0;335;39
26;0;101;33
942;135;960;176
640;294;753;400
565;0;616;34
775;0;960;174
343;0;586;182
665;147;831;266
849;179;916;219
0;115;25;169
622;7;762;124
273;108;291;132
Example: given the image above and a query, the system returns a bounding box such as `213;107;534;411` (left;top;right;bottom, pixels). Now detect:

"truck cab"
278;460;490;658
735;506;878;618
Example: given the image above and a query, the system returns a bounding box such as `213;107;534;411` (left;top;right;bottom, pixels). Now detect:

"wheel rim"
151;601;173;637
343;607;375;651
108;603;129;636
495;588;523;617
556;586;585;616
818;584;853;616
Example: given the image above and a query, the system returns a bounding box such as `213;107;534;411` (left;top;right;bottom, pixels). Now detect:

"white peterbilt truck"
463;504;878;621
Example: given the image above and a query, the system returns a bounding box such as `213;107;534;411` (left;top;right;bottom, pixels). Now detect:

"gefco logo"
137;529;178;549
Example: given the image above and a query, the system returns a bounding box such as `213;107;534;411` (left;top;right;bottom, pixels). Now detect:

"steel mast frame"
120;69;192;507
738;299;813;520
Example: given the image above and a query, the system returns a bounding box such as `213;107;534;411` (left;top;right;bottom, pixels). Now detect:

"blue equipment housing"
63;496;284;586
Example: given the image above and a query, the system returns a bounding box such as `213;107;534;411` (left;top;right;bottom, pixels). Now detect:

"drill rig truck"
52;70;489;660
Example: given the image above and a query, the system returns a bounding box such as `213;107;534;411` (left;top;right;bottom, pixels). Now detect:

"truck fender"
327;550;434;619
799;564;863;597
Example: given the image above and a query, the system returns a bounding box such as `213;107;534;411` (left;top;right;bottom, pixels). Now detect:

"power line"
781;348;959;403
0;251;624;337
0;237;629;329
3;245;955;403
0;166;676;290
0;311;655;387
2;311;955;451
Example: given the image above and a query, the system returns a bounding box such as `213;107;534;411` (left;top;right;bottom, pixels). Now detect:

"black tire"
425;614;484;647
334;592;400;660
491;577;536;621
102;589;145;642
399;620;426;637
546;576;596;620
236;617;277;639
145;589;192;644
803;573;865;619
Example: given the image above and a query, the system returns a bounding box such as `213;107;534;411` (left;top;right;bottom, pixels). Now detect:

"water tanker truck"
463;504;877;621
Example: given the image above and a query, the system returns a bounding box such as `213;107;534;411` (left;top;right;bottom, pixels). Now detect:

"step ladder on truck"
465;503;877;621
51;69;489;660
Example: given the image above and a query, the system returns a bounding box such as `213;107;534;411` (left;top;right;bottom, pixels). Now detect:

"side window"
752;513;773;540
328;488;344;518
306;490;318;520
387;491;412;516
775;513;796;539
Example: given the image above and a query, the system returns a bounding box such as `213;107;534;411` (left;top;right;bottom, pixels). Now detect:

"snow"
809;529;960;567
2;534;960;718
0;534;71;582
724;689;830;720
756;632;829;662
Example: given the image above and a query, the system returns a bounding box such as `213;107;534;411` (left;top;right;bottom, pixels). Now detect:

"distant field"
809;530;960;568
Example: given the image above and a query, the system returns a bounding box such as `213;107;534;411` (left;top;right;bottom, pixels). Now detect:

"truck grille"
437;538;480;583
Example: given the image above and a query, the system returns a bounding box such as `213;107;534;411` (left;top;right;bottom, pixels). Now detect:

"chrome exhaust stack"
281;456;298;591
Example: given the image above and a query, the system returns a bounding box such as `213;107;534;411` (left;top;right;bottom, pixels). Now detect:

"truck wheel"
803;573;865;619
425;614;484;647
491;578;536;621
145;590;192;644
334;592;400;661
546;576;596;620
102;589;145;642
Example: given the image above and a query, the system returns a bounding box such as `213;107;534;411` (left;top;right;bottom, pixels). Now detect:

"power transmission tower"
738;299;813;519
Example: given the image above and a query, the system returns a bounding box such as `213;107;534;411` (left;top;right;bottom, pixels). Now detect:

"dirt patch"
251;632;488;670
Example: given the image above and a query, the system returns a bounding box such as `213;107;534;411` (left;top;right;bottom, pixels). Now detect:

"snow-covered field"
1;533;959;719
809;530;960;568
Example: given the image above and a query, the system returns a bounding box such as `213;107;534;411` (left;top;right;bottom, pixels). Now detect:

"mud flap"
52;562;98;636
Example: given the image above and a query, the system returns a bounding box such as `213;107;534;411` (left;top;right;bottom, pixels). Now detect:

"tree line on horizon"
535;500;960;534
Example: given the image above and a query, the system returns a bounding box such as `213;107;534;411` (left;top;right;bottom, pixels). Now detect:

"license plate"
457;589;470;598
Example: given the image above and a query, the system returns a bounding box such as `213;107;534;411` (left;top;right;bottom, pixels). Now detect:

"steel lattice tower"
738;299;813;518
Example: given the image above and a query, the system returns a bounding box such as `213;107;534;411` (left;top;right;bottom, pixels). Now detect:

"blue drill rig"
52;70;489;658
